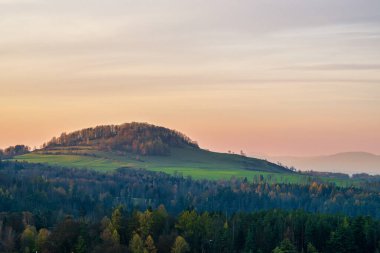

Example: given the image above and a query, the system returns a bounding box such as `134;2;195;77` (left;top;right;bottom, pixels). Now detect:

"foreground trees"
0;162;379;252
0;207;378;253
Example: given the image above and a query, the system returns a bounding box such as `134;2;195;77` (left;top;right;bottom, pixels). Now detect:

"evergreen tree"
74;236;87;253
327;218;355;253
307;243;318;253
244;228;256;253
272;239;298;253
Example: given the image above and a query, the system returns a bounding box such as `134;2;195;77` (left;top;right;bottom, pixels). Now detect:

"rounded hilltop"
44;122;199;156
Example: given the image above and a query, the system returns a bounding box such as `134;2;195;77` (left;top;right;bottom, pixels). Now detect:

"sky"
0;0;380;156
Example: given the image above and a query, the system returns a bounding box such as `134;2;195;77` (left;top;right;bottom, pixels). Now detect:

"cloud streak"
0;0;40;4
284;64;380;71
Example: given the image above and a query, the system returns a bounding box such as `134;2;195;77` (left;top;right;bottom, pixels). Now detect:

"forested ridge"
0;161;379;252
0;161;379;219
43;122;199;155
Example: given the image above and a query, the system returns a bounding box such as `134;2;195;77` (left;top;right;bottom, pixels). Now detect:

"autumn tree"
101;217;120;245
176;210;199;239
138;210;154;239
36;228;50;252
129;233;145;253
171;236;190;253
20;225;37;253
151;204;169;237
145;235;157;253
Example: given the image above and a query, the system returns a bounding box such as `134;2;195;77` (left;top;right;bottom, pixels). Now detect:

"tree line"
0;145;30;159
43;122;199;155
1;207;379;253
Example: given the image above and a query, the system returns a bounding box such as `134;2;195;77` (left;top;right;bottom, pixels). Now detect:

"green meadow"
13;153;302;183
12;147;360;187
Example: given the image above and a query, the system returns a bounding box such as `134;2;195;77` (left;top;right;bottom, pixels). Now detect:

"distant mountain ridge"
268;152;380;175
44;122;199;156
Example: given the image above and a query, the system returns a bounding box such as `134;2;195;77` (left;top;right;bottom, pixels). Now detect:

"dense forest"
0;161;379;252
43;122;199;155
1;206;379;253
1;161;380;220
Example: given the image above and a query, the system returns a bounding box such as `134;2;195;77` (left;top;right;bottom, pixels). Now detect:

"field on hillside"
12;147;360;186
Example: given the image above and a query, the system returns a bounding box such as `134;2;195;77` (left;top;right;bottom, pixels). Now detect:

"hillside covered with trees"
44;122;199;156
12;122;291;176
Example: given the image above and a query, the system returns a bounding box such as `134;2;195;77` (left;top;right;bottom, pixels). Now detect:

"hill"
268;152;380;175
43;122;199;156
11;122;304;181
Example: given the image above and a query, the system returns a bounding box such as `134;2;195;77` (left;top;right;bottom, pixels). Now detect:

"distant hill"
268;152;380;175
43;122;199;156
13;122;293;180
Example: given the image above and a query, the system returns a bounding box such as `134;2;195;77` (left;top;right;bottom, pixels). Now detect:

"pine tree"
244;228;256;253
74;236;87;253
272;239;297;253
306;243;318;253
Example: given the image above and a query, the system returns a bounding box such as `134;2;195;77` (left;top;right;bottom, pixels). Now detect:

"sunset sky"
1;0;380;156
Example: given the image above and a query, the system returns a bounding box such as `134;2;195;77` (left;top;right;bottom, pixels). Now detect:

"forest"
43;122;199;155
2;206;379;253
0;160;379;252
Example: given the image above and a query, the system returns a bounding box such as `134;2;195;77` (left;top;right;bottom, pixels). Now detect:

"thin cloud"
286;64;380;71
225;78;380;84
0;0;41;4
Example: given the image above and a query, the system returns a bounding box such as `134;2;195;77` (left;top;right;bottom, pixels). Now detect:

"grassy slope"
13;147;358;186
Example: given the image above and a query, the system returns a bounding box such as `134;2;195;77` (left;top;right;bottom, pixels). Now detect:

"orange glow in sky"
1;0;379;156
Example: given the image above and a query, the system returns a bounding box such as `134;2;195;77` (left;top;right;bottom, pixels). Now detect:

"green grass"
12;147;361;186
16;146;288;172
14;153;304;183
13;154;130;171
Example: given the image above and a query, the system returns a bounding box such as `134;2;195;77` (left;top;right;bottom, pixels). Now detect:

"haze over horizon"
1;0;380;157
